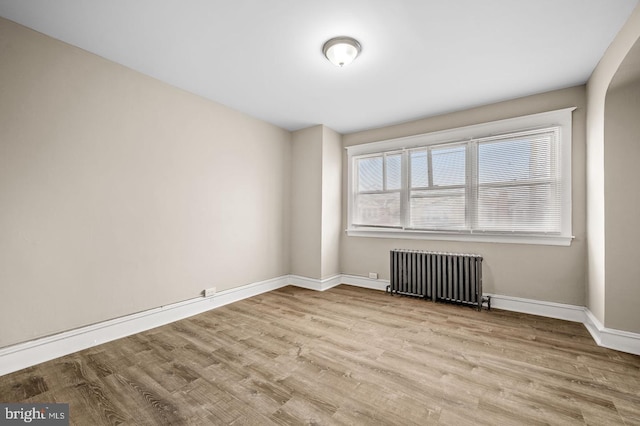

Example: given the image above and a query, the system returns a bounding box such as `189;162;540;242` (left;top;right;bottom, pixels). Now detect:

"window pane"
478;134;552;184
354;192;401;227
357;156;383;191
432;145;465;186
410;150;428;188
386;154;402;190
409;188;466;229
477;183;560;232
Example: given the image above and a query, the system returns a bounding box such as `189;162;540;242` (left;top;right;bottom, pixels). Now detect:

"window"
408;144;467;230
354;152;402;227
347;108;574;245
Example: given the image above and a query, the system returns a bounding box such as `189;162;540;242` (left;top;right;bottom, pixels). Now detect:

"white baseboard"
485;293;587;323
2;274;639;376
583;309;640;356
341;274;389;291
0;275;290;376
288;274;342;291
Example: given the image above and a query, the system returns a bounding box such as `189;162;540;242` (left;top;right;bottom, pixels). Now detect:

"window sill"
346;228;573;246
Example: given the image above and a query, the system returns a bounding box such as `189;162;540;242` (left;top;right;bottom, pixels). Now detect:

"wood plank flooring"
1;285;639;425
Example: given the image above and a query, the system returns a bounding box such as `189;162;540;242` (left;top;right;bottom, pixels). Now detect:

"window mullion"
350;159;358;230
467;141;478;232
400;149;409;229
382;153;387;191
427;148;433;187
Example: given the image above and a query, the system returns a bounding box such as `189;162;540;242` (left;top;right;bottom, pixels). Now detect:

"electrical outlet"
368;272;378;280
203;287;216;298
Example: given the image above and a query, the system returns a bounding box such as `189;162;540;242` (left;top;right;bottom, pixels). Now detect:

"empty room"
1;1;640;424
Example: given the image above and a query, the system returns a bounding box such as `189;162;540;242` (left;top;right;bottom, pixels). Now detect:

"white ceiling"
0;0;637;134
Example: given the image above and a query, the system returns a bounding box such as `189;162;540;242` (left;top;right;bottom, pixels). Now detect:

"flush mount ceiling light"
322;36;362;67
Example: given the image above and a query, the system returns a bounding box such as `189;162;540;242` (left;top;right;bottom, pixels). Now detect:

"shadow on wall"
602;37;640;333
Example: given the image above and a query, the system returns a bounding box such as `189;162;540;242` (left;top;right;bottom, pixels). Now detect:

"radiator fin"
388;249;489;310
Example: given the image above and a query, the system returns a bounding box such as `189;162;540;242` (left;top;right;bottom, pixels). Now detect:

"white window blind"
475;129;560;233
354;152;402;228
346;108;574;246
409;144;467;230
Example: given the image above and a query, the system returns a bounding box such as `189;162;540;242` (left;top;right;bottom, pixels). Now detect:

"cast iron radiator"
387;249;490;310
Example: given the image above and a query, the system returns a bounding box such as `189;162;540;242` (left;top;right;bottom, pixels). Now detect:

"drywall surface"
290;125;343;280
320;126;342;279
604;76;640;334
585;4;640;325
290;126;323;278
0;18;291;347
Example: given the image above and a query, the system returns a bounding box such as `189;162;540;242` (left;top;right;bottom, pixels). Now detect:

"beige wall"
341;86;587;305
604;77;640;333
290;126;323;278
320;126;342;279
0;18;292;348
586;5;640;327
290;125;342;279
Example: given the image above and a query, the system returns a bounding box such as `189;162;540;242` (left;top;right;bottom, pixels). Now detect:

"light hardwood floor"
1;285;639;425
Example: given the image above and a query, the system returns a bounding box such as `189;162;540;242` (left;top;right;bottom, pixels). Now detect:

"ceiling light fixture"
322;36;362;67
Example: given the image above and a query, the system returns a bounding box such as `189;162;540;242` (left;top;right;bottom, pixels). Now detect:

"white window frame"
346;108;575;246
